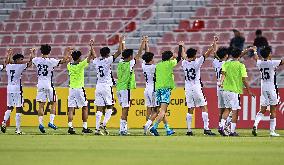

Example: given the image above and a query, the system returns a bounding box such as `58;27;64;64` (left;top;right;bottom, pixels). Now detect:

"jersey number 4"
37;64;48;76
260;68;270;80
185;68;196;81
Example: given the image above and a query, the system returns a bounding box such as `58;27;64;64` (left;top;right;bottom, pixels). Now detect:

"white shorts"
217;89;225;109
185;85;207;108
144;86;156;107
36;87;57;102
7;93;23;107
68;88;88;108
117;89;130;108
223;91;240;110
95;84;114;106
260;89;279;106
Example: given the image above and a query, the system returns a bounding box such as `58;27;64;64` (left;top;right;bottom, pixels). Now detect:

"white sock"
144;119;153;130
68;122;73;128
221;119;226;127
202;112;209;130
254;112;264;129
83;122;87;129
270;118;276;132
226;116;232;126
50;114;55;124
15;113;21;131
120;119;126;132
186;113;193;132
103;109;113;126
231;123;236;133
125;122;128;131
3;110;12;124
38;116;43;125
96;111;103;130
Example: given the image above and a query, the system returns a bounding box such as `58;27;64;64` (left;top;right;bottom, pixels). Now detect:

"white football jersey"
32;57;60;89
93;56;115;86
142;62;156;88
182;56;204;87
0;64;4;71
212;58;225;90
6;64;27;93
256;60;281;91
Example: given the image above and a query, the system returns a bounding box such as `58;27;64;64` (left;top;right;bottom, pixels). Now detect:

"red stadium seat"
211;0;223;3
276;32;284;41
173;20;190;32
280;6;284;16
5;23;16;32
176;33;189;42
67;35;79;44
252;0;263;3
38;0;49;7
194;8;207;17
71;22;82;31
125;21;136;32
94;34;107;44
246;32;255;43
222;7;235;17
149;46;158;55
44;22;56;31
208;8;220;17
108;34;120;45
63;0;75;6
34;10;45;19
159;32;175;43
9;10;20;20
22;10;33;19
31;22;42;32
265;6;278;17
77;0;88;6
90;0;100;6
205;20;219;29
236;7;248;17
47;10;59;19
0;23;3;31
41;35;53;44
18;23;30;32
264;19;275;29
58;22;69;31
27;35;39;44
203;33;215;43
26;0;36;7
143;0;154;5
189;20;204;32
275;45;284;56
14;35;25;44
50;47;62;56
275;19;284;30
54;35;66;44
80;34;92;44
130;0;140;6
83;22;96;31
127;9;138;18
142;9;152;19
224;0;235;3
235;19;247;29
189;32;202;44
117;0;127;6
1;36;13;44
220;20;233;29
238;0;250;3
103;0;115;6
113;9;126;18
110;21;123;31
51;0;62;6
250;7;263;16
74;10;85;18
248;20;261;30
263;32;274;41
100;9;112;18
97;22;109;31
219;33;231;43
61;10;73;19
87;10;98;18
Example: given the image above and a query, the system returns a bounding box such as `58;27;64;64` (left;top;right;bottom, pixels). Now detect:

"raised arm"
145;36;149;52
27;48;36;67
178;41;186;60
59;47;73;64
113;35;124;59
134;36;146;60
87;39;96;63
204;36;218;59
4;48;13;68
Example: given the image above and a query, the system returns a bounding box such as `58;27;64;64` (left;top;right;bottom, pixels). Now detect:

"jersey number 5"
185;68;196;80
260;68;270;80
38;64;49;76
98;66;105;77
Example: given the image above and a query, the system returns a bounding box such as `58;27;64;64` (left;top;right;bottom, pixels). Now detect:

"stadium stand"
0;0;283;88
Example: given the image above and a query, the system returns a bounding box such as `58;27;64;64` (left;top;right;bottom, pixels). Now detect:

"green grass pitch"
1;127;284;165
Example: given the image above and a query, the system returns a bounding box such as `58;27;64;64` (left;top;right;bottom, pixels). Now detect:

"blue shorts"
155;88;172;105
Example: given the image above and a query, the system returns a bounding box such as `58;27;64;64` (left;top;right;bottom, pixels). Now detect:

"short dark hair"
230;47;242;58
186;48;197;58
256;29;262;36
122;49;133;59
12;53;24;62
71;50;82;61
161;51;173;61
100;47;110;57
260;46;272;59
216;47;228;59
142;52;154;63
40;44;51;55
